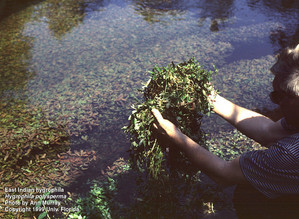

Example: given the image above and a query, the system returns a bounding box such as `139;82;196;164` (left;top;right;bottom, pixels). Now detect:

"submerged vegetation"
123;58;216;179
0;99;69;179
67;158;225;219
0;99;98;219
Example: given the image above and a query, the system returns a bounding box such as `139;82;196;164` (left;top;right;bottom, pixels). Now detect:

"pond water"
1;0;299;217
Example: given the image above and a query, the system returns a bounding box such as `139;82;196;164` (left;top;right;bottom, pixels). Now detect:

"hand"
151;108;182;141
207;85;218;104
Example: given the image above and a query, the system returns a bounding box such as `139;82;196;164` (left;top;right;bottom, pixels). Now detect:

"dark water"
1;0;299;217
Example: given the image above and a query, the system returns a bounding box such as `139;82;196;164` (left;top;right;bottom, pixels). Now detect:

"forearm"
151;108;247;186
211;94;284;146
173;131;246;186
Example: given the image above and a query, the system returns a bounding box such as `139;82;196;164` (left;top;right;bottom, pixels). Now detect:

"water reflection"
193;0;235;31
131;0;235;31
0;3;36;96
0;0;107;96
247;0;299;51
30;0;86;39
248;0;299;12
29;0;108;39
0;0;43;21
82;0;106;13
131;0;186;23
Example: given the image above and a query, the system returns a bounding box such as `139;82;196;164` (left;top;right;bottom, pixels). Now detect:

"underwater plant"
0;99;69;172
123;58;216;179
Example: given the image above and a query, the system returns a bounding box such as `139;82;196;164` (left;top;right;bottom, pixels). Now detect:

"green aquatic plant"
0;99;69;172
0;99;73;219
123;58;216;178
68;178;117;219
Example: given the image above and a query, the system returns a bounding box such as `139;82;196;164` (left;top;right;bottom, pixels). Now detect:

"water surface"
1;0;299;217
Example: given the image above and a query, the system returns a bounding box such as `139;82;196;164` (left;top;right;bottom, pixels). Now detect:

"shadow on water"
225;40;273;63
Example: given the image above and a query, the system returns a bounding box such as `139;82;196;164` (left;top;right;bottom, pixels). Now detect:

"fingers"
151;108;164;122
152;122;166;136
151;108;180;139
151;109;165;134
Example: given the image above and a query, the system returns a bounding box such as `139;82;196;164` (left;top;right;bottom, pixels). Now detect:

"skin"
151;86;299;187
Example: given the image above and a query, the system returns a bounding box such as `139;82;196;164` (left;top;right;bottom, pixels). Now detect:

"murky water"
1;0;299;217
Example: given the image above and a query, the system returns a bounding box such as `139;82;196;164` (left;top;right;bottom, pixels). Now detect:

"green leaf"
38;212;48;219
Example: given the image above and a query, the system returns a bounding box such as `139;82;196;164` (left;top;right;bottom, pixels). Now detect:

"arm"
211;94;291;147
152;109;247;187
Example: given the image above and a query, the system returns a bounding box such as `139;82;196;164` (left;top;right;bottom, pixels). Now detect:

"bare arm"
211;94;291;147
152;109;247;187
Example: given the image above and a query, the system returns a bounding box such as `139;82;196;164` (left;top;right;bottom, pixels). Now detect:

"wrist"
209;92;222;111
168;129;185;146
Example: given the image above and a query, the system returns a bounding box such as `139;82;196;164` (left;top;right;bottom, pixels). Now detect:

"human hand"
206;83;218;104
151;108;182;142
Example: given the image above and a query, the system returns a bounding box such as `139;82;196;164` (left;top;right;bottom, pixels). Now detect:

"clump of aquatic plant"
123;58;216;178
